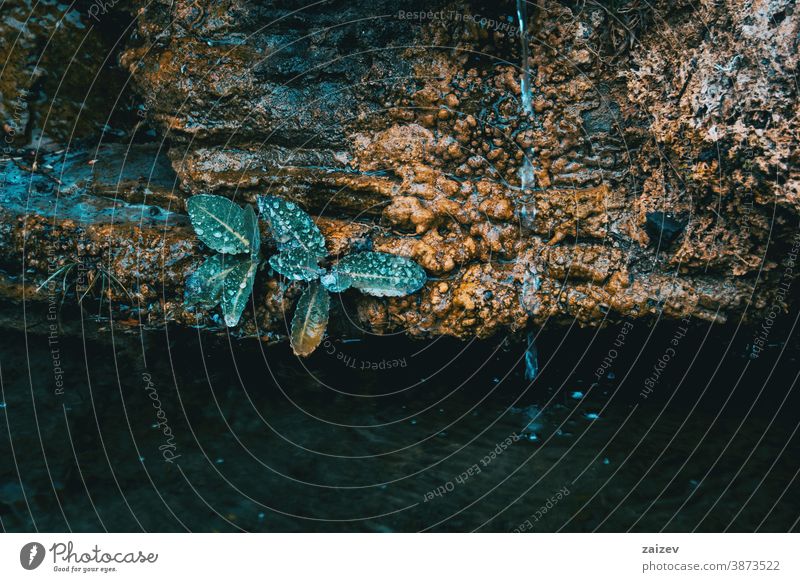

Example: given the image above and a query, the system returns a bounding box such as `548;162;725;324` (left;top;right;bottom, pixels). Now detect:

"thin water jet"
515;0;537;219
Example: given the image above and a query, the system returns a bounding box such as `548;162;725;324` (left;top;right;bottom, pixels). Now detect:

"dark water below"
1;312;798;532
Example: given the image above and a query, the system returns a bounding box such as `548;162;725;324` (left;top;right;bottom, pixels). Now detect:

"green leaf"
244;204;261;259
221;258;258;327
185;255;240;307
325;252;427;297
187;194;251;255
257;195;326;258
269;249;324;281
290;281;330;357
319;271;351;293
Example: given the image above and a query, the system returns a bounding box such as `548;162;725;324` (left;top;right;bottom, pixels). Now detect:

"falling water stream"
516;0;539;314
516;0;533;116
515;0;536;220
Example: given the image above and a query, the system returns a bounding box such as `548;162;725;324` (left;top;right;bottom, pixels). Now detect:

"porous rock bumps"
115;0;798;337
3;0;795;342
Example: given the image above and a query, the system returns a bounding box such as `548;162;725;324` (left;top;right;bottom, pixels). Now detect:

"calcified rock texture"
2;0;798;341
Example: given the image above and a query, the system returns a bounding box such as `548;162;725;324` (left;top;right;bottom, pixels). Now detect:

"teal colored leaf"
257;195;326;258
185;255;240;307
244;204;261;259
290;281;330;357
327;252;426;297
187;194;251;255
269;249;324;281
320;271;351;293
221;258;258;327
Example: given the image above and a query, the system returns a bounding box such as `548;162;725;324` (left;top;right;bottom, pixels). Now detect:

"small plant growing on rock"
184;194;427;356
36;259;134;314
258;195;427;356
184;194;261;327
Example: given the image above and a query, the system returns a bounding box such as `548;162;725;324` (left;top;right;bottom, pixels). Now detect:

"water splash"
511;404;543;433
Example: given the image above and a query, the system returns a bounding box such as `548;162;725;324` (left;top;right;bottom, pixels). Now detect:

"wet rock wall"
1;0;798;341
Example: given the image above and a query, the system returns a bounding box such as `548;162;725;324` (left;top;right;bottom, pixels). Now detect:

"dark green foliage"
322;252;427;297
185;195;261;327
185;255;241;307
186;194;253;255
290;281;330;357
269;249;325;281
185;193;427;352
256;195;428;356
257;195;327;258
244;204;261;259
221;259;258;327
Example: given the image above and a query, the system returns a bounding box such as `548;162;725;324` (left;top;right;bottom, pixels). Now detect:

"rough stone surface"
1;0;140;147
1;0;798;342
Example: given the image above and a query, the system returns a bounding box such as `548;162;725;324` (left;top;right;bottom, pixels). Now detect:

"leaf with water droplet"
290;281;330;357
187;194;250;254
326;252;426;297
243;204;261;259
184;255;241;307
257;195;326;258
221;257;258;327
320;271;351;293
269;248;324;281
